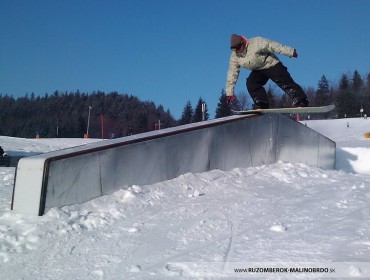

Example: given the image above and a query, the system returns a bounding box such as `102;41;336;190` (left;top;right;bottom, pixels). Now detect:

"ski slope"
1;117;370;279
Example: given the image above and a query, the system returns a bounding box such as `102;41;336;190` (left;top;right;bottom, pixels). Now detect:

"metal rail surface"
11;114;335;215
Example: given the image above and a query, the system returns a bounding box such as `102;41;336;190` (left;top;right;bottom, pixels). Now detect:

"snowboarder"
225;34;309;109
0;146;4;157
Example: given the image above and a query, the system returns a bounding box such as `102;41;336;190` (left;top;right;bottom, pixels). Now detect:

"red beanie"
230;34;242;49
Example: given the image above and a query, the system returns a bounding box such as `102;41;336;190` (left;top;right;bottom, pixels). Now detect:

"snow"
0;136;102;157
302;117;370;175
1;117;370;279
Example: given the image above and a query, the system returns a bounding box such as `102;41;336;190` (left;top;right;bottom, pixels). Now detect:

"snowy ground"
1;117;370;279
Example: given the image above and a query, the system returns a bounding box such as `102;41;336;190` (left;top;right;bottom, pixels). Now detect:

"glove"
292;49;298;58
226;95;236;106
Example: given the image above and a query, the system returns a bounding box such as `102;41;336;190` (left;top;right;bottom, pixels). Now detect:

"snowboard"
232;104;335;115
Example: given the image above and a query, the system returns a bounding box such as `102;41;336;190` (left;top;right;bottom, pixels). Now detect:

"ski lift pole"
202;102;205;121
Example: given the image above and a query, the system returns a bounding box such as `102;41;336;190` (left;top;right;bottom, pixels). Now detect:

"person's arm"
225;52;241;96
254;36;295;57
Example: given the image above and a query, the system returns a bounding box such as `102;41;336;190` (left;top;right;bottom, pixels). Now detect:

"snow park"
1;113;370;279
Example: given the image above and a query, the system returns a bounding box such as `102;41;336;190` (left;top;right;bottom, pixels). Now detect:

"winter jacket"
225;36;295;96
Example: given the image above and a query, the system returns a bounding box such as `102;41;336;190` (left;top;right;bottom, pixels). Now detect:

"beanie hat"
230;34;242;49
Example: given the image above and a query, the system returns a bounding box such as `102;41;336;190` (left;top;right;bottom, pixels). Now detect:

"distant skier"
225;34;309;109
0;146;4;157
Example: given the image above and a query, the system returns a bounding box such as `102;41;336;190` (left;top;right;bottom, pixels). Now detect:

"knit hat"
230;34;242;49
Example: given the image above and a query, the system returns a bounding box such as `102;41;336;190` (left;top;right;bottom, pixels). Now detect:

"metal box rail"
11;114;335;216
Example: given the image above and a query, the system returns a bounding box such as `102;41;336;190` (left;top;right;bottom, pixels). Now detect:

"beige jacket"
225;36;295;96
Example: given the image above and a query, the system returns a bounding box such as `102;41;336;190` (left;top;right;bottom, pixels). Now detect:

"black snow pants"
246;62;306;104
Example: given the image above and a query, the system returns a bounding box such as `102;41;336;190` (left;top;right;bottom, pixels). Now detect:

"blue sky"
1;0;370;119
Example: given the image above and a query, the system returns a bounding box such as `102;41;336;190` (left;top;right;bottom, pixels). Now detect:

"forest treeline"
0;91;177;138
1;70;369;138
180;70;370;122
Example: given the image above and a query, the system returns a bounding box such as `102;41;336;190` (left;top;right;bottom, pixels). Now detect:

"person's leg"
246;71;270;108
264;62;308;107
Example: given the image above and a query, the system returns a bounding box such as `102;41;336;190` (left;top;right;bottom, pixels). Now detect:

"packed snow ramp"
12;114;335;215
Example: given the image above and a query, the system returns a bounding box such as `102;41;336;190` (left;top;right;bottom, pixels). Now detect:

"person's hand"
226;95;236;106
292;49;298;58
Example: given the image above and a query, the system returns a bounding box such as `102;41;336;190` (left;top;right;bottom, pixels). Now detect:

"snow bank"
0;136;102;156
1;162;370;279
304;117;370;175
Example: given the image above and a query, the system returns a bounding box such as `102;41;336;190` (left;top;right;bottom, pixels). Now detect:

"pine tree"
364;73;370;115
215;90;232;118
365;73;370;96
314;75;330;106
352;70;364;95
179;101;193;125
328;85;336;105
192;98;209;122
352;70;366;116
336;74;351;118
